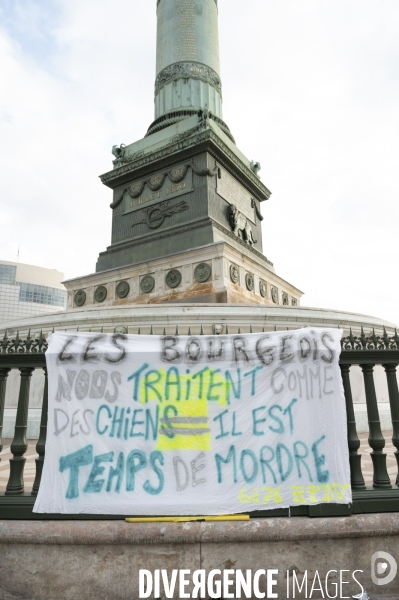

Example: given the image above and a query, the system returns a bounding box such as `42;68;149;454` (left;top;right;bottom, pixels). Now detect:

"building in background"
0;260;67;324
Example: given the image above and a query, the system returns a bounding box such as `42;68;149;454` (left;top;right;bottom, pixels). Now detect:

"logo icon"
371;551;397;586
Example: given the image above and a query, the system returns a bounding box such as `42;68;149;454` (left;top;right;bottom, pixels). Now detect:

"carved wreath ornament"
154;62;222;96
131;200;188;230
110;163;218;210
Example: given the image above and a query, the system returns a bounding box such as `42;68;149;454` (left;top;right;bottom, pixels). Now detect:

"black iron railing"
0;327;398;519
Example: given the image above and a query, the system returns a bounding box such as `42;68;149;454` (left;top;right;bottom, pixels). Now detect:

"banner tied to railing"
34;328;351;515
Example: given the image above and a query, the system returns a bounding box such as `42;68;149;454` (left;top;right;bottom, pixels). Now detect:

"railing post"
383;363;399;486
32;367;48;496
0;367;11;457
5;366;34;495
340;364;366;489
360;363;392;489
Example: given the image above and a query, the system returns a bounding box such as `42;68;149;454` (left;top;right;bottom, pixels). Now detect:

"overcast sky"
0;0;398;325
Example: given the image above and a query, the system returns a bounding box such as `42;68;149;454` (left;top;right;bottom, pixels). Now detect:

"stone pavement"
0;432;397;493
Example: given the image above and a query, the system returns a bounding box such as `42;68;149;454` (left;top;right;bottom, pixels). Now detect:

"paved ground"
0;433;397;493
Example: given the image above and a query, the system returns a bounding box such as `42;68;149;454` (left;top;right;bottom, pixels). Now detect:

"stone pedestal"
98;116;271;274
65;241;302;309
1;515;398;599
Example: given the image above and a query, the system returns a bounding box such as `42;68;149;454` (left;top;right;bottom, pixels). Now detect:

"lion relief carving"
228;204;257;246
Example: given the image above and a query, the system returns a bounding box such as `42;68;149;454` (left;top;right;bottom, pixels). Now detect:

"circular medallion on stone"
291;298;297;306
259;280;267;298
245;272;254;292
116;280;130;299
140;275;155;294
194;263;211;283
74;290;86;307
94;286;107;303
230;264;239;284
271;286;279;304
165;269;182;289
146;206;166;229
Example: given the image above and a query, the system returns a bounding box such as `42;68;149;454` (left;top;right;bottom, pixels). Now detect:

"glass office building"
0;260;67;324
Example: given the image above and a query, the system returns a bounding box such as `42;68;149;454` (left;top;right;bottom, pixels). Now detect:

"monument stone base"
1;515;398;599
64;241;303;309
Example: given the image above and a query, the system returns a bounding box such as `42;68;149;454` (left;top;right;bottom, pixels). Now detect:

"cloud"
0;0;398;324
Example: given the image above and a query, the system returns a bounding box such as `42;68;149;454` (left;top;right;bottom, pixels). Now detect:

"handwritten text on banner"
34;328;351;514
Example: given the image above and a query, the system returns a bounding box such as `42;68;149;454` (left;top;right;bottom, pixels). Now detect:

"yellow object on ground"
125;515;250;523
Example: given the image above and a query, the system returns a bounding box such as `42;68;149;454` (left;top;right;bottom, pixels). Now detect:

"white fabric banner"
34;328;351;515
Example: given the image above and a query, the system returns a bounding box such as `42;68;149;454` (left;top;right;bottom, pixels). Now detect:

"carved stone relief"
245;273;254;292
228;204;257;246
116;281;130;299
74;290;86;307
140;275;155;294
94;286;107;303
111;161;217;210
131;200;189;230
282;292;289;306
114;326;127;334
259;280;267;298
230;264;239;284
194;263;211;283
121;168;192;215
165;269;182;289
271;287;279;304
155;62;222;96
292;298;298;306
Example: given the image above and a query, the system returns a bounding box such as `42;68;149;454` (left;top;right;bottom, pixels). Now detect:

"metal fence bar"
0;368;10;459
383;363;399;486
360;364;392;489
5;367;34;495
340;364;365;490
32;367;48;496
